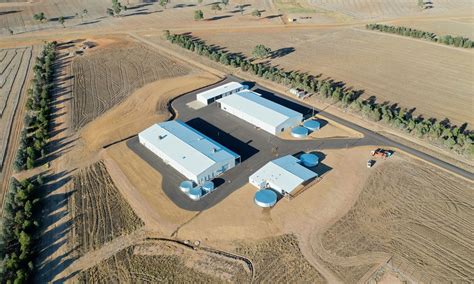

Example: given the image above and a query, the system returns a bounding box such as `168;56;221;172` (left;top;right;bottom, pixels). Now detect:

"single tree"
160;0;168;9
211;3;222;13
33;12;47;23
106;8;114;16
239;5;244;15
194;9;204;20
221;0;229;7
111;0;123;16
58;16;65;28
82;8;89;21
251;9;261;17
198;0;203;4
252;44;271;59
417;0;424;7
8;28;14;35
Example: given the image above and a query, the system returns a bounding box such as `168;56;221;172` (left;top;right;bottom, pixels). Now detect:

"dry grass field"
71;39;192;129
235;234;326;283
191;27;474;125
79;241;249;283
71;161;144;255
317;158;474;282
80;72;219;152
0;0;281;36
0;46;32;169
307;0;473;20
391;18;474;38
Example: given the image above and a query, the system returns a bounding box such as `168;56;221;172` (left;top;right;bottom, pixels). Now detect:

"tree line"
165;31;473;158
14;42;57;171
0;175;45;283
366;23;474;48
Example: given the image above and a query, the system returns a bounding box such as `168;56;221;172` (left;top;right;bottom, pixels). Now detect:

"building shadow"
185;118;259;161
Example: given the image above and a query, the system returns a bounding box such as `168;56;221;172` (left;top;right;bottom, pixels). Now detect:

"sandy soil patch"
80;72;219;152
104;141;196;235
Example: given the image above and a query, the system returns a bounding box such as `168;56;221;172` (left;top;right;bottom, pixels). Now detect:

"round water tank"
202;181;214;193
254;189;278;208
303;120;321;131
188;188;202;201
300;153;319;167
179;180;194;193
291;126;309;138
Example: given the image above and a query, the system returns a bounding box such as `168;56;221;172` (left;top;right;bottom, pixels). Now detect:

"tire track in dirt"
70;41;191;129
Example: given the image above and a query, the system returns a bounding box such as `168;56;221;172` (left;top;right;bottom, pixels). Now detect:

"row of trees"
0;175;45;282
165;32;473;157
14;42;57;171
366;23;474;48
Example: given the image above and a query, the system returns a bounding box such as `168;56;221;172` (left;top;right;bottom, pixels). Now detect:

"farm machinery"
371;148;393;159
367;148;394;168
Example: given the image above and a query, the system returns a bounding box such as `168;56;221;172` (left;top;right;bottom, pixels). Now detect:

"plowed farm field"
307;0;473;20
71;41;192;129
317;158;474;283
191;28;474;125
71;161;144;255
80;241;249;283
0;46;32;170
235;234;326;283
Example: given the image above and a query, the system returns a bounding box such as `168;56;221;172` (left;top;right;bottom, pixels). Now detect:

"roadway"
226;75;474;181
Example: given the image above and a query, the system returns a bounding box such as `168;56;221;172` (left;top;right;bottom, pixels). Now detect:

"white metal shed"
196;82;245;105
138;120;240;184
217;91;303;135
249;155;317;195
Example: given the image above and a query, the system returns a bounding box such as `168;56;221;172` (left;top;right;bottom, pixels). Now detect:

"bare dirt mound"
318;158;474;282
79;241;249;283
71;161;144;255
71;41;192;129
235;234;326;283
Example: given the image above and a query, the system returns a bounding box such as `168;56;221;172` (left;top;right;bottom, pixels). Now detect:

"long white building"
196;82;245;105
139;120;240;184
249;155;317;196
217;91;303;135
